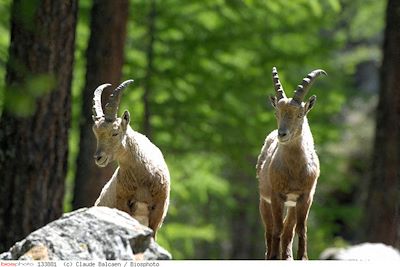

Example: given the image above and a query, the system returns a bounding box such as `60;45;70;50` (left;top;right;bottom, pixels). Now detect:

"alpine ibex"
256;67;326;260
92;80;170;238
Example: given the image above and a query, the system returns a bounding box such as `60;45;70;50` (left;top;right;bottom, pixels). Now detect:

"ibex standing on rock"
92;80;170;238
256;67;326;260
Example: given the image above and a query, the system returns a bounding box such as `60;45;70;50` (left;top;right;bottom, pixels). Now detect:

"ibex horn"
293;69;327;103
92;83;111;121
272;67;287;100
104;79;134;122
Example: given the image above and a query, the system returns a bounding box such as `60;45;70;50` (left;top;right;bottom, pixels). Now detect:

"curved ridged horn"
293;69;327;103
104;79;134;121
272;67;287;100
92;83;112;121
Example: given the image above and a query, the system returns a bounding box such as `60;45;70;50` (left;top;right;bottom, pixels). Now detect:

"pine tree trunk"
364;0;400;249
228;161;265;259
0;0;77;252
142;0;156;140
73;0;129;209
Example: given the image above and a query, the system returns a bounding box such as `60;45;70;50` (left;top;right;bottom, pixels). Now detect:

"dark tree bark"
142;0;156;140
364;0;400;249
228;161;265;259
0;0;77;252
73;0;129;209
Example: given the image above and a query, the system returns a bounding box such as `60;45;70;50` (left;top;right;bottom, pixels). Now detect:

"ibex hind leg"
133;201;150;227
259;198;273;259
149;199;168;240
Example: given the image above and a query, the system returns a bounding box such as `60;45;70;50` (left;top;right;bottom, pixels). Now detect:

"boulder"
319;242;400;260
0;207;171;260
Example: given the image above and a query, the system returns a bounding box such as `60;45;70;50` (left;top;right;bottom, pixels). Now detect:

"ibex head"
92;80;134;167
269;67;326;143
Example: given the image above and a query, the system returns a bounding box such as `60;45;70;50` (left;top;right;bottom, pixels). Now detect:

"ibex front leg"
281;207;296;260
270;192;284;259
295;195;312;260
259;198;273;259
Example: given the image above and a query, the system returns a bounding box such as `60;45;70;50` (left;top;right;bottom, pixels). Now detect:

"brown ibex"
92;80;170;238
256;67;326;260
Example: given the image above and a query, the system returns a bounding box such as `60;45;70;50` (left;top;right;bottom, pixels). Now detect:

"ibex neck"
116;126;142;168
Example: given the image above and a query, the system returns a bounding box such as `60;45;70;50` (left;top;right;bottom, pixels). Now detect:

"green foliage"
123;0;385;259
125;0;351;259
158;153;232;259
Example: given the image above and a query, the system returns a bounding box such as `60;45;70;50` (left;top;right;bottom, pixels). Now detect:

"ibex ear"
269;96;277;109
121;110;130;130
305;95;317;113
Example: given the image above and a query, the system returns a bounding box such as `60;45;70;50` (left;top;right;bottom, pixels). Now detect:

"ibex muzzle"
94;150;107;167
277;128;289;142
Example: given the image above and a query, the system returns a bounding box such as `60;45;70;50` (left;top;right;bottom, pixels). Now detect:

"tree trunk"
142;0;156;140
0;0;77;252
364;0;400;249
228;160;265;259
73;0;129;209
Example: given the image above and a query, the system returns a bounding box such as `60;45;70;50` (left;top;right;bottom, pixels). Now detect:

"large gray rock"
0;207;171;260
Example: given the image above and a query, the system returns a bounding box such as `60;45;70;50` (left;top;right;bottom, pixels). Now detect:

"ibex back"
92;80;170;238
256;67;326;260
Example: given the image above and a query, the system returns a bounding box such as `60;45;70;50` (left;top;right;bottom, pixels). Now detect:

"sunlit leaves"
3;74;56;117
161;153;232;259
126;0;349;259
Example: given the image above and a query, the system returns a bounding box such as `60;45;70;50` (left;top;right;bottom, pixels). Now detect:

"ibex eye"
112;132;118;137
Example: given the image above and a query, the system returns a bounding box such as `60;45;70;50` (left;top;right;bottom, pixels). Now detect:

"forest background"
0;0;399;260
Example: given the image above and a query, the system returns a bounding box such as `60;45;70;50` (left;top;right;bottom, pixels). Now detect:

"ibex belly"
261;163;314;207
116;179;153;225
261;193;299;207
284;193;299;207
269;160;317;190
129;186;153;227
